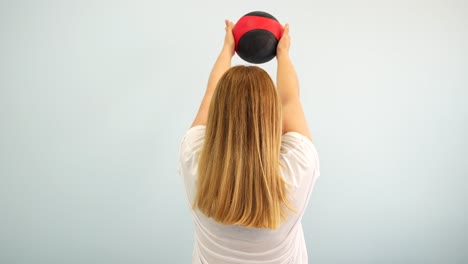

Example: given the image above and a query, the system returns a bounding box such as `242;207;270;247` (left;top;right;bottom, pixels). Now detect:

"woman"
178;20;320;264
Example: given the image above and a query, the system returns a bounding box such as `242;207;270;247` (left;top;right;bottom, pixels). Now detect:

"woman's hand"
276;23;290;58
222;20;235;57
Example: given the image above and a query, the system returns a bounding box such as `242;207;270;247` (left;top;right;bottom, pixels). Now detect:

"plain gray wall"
1;0;467;263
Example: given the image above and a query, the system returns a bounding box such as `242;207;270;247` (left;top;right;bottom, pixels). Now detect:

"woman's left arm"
191;20;235;127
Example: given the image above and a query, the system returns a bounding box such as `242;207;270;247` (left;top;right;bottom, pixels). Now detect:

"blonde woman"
178;20;321;264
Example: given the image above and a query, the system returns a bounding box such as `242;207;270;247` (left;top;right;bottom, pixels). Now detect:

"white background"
1;0;467;263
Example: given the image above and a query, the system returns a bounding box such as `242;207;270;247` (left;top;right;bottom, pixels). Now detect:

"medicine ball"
232;11;283;64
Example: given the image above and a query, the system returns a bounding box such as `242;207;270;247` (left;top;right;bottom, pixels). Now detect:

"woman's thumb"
283;23;290;34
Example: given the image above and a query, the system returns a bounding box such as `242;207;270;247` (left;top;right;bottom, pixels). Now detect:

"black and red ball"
232;11;283;64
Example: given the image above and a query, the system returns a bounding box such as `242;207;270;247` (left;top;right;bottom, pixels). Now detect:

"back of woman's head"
195;65;293;229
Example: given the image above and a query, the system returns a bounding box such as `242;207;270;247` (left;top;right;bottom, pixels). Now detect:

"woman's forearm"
191;48;232;127
191;20;235;127
205;47;233;99
275;24;312;140
276;53;300;105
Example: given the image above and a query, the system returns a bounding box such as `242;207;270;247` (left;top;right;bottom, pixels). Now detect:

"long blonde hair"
194;65;293;229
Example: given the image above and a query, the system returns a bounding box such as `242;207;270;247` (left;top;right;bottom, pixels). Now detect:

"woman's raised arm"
191;20;235;127
276;24;312;141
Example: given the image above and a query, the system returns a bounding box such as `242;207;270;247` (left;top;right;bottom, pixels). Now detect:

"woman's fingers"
277;23;291;56
223;19;235;56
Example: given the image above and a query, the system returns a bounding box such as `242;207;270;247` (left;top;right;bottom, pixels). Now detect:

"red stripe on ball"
232;15;283;50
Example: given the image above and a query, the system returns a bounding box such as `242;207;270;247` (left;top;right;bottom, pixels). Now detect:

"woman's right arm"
191;20;235;128
276;24;312;142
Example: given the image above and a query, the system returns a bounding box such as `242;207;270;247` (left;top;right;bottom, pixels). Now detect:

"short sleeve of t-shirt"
280;132;321;214
179;125;205;165
178;125;206;203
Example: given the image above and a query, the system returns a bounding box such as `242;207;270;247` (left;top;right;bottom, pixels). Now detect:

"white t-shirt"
178;125;320;264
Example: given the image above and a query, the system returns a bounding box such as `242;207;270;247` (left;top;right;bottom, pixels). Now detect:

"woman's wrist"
276;52;290;62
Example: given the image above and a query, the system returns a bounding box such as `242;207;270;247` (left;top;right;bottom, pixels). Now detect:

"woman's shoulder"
179;125;206;163
280;131;320;186
280;131;315;155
